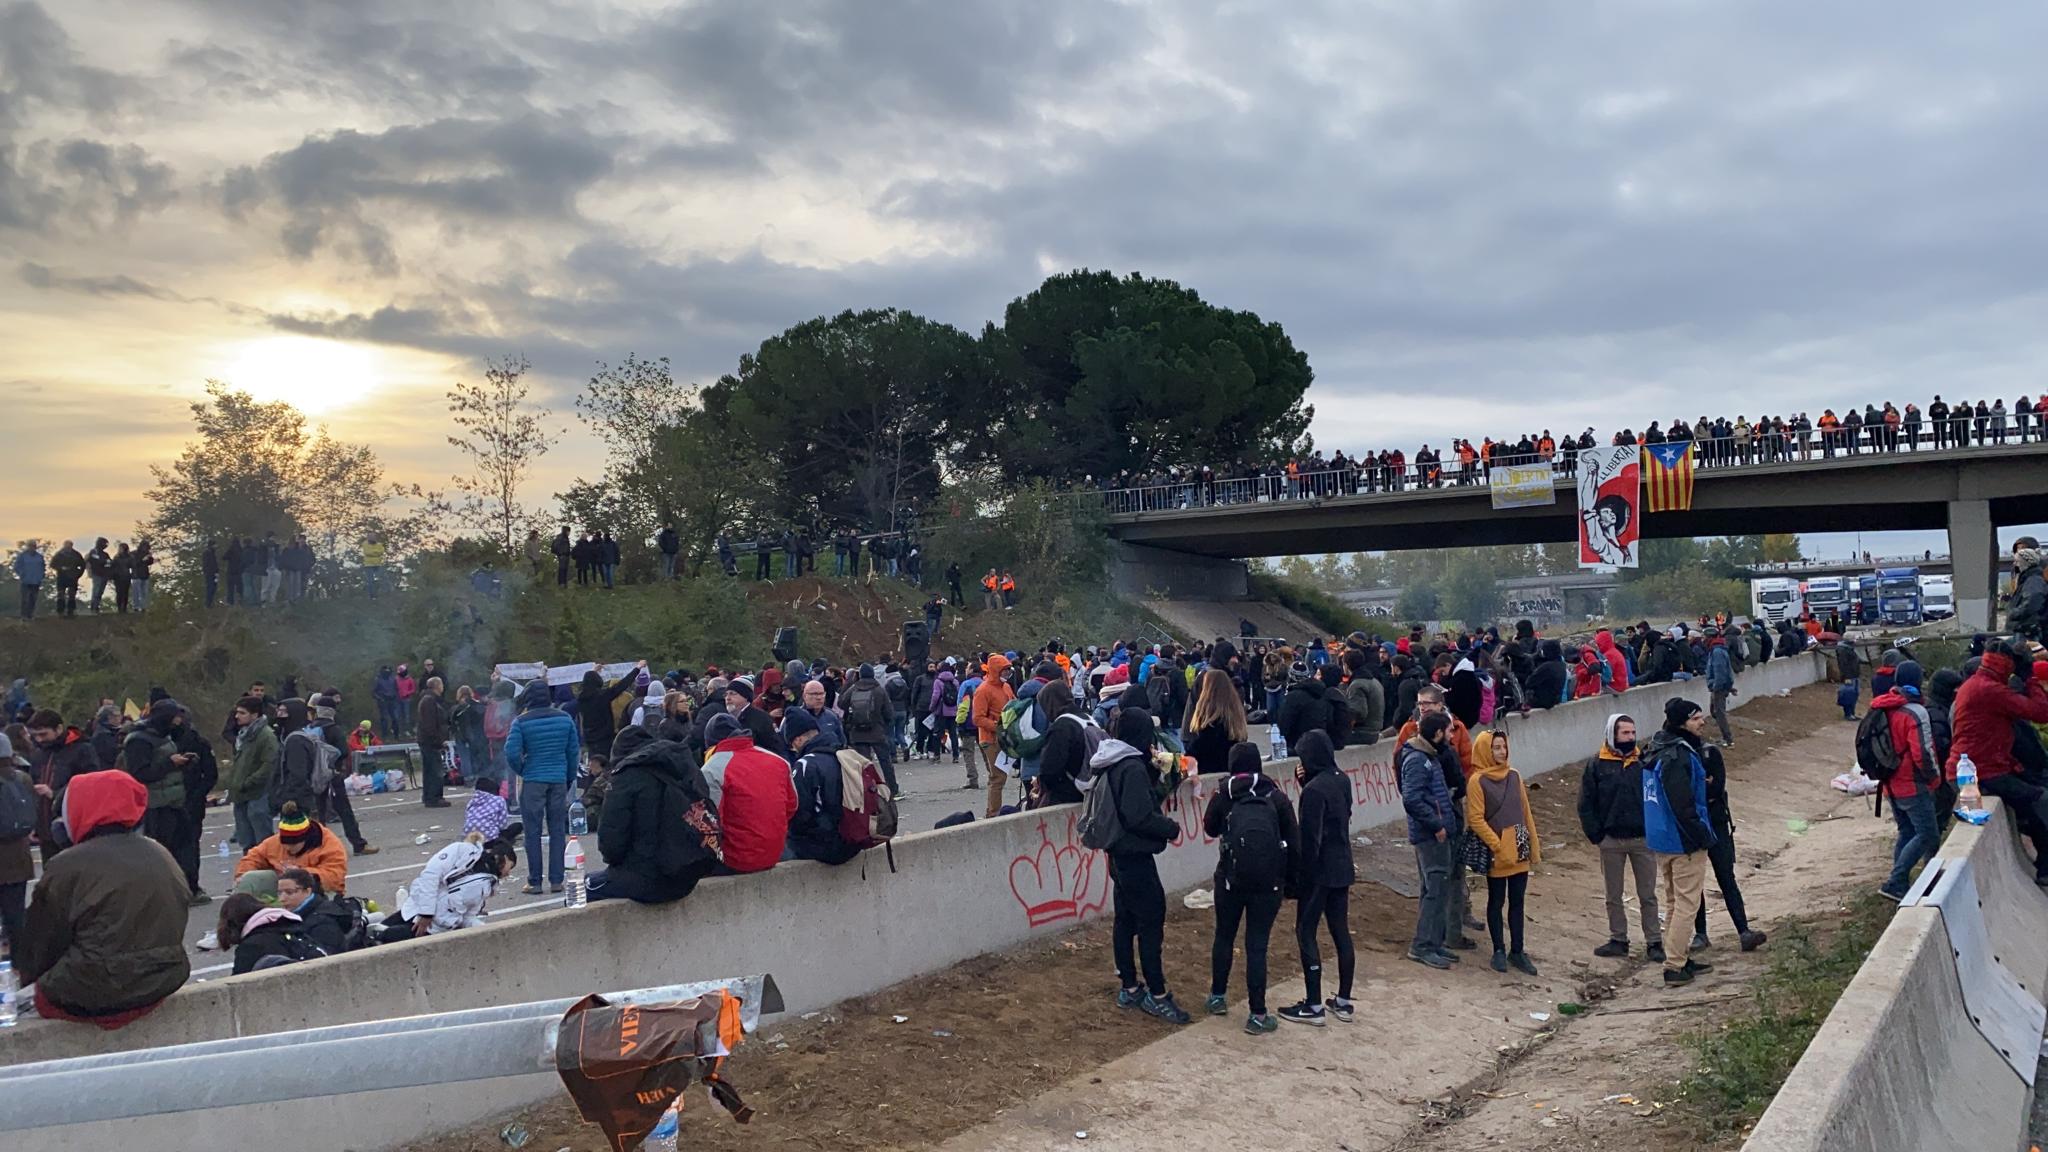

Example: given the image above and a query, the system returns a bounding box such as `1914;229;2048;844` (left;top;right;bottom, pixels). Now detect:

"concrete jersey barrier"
1;654;1821;1081
1744;798;2048;1152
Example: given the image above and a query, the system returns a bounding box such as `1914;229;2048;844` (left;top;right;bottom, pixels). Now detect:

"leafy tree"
1440;557;1501;630
706;309;979;530
1761;533;1803;563
142;382;435;576
566;354;766;567
1395;583;1440;622
977;269;1314;480
446;355;558;550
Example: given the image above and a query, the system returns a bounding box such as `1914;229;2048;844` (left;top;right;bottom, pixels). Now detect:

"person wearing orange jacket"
971;654;1017;816
233;803;350;897
981;569;1000;611
1000;571;1017;610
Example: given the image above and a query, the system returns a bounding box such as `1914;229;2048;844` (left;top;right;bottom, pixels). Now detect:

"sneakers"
1324;997;1355;1023
1664;966;1694;986
1509;953;1540;977
188;890;213;907
1685;958;1714;975
1115;986;1143;1010
1647;943;1667;964
1447;936;1480;951
1593;939;1629;959
356;844;381;856
1739;930;1769;952
521;883;544;895
1277;1000;1327;1026
963;779;980;790
1205;994;1228;1016
1438;948;1462;965
1690;932;1711;952
1140;991;1191;1024
1244;1013;1279;1035
1407;947;1452;970
1491;949;1509;973
1877;888;1904;903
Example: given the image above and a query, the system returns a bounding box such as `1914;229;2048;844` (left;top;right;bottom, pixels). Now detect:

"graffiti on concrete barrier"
1358;604;1394;618
1009;815;1113;928
1505;596;1564;616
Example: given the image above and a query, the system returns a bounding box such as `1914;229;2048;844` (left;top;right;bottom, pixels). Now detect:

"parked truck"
1876;567;1923;626
1805;576;1851;622
1856;575;1880;625
1750;577;1804;625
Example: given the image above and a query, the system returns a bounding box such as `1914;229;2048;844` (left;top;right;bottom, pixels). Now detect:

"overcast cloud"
4;0;2045;551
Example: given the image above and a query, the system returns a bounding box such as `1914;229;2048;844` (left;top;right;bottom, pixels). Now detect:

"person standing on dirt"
946;561;963;607
1279;730;1357;1026
1467;730;1540;976
1644;699;1718;986
1578;715;1663;963
1203;741;1296;1034
1398;685;1478;952
1400;710;1457;969
1689;736;1769;953
50;539;84;618
1096;707;1192;1024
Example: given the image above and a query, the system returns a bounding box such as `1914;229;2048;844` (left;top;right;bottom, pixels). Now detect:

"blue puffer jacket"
505;703;580;785
1398;736;1453;845
1642;729;1715;855
12;549;45;585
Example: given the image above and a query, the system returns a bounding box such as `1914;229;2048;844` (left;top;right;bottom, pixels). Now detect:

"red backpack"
834;749;899;870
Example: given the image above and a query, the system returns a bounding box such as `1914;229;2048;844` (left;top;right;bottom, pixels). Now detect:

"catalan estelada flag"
1642;442;1695;513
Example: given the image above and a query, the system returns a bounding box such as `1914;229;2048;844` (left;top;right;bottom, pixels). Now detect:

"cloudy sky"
5;0;2045;556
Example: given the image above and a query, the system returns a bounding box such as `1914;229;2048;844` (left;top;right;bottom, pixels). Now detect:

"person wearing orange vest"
1457;440;1478;486
1000;572;1017;610
1817;409;1841;458
981;569;1000;611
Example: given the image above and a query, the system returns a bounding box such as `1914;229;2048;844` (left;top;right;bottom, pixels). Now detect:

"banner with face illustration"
1577;445;1640;569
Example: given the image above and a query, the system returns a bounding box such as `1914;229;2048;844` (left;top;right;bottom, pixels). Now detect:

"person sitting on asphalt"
233;802;349;898
274;866;355;954
15;769;191;1027
463;773;511;841
698;713;796;875
217;893;316;975
587;726;721;904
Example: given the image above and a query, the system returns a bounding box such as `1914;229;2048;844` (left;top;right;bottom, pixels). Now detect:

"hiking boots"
1664;966;1694;987
1115;987;1143;1010
1277;1000;1327;1026
1740;930;1769;951
1593;939;1629;959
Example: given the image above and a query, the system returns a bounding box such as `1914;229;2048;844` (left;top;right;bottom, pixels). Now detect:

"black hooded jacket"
1525;641;1569;709
596;728;717;901
1292;731;1354;891
1277;679;1331;753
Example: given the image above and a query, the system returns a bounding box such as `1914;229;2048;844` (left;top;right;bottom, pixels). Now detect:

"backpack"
999;695;1049;759
845;685;882;733
1059;714;1108;789
1077;759;1125;851
1855;706;1900;816
941;678;960;711
0;768;36;841
1146;670;1174;716
1222;791;1287;892
655;774;725;880
274;926;332;965
290;730;344;794
332;896;372;953
834;748;898;853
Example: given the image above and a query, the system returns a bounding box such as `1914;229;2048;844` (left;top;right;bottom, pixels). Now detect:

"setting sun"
224;335;382;414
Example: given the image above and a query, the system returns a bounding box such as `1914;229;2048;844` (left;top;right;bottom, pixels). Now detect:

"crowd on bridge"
1090;391;2044;510
5;556;2046;1036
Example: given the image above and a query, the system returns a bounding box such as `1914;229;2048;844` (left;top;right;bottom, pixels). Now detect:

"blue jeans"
520;779;569;886
1412;838;1452;953
834;553;846;577
660;553;677;580
364;566;382;598
1884;792;1939;896
233;796;273;848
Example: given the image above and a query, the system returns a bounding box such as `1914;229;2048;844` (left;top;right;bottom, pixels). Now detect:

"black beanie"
1115;707;1156;752
1664;697;1703;731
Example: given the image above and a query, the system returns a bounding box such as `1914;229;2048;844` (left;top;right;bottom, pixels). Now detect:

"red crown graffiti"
1009;817;1111;928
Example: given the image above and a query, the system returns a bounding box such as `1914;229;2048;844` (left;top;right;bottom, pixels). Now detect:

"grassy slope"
0;567;1165;732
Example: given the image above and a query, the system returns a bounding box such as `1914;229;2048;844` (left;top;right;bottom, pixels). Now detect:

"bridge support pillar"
1947;499;1997;631
1111;542;1248;601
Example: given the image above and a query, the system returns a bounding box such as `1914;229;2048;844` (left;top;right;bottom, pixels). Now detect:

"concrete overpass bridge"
1104;443;2048;630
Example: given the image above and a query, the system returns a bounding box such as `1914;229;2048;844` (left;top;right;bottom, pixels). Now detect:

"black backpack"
1855;707;1900;815
846;686;881;732
941;679;960;711
1223;792;1287;893
0;768;36;841
1146;669;1174;715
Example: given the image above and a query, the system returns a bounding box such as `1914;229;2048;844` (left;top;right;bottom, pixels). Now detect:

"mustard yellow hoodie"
1466;731;1540;878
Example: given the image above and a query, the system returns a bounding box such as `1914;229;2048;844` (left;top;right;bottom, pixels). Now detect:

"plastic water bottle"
569;797;588;837
218;839;231;859
564;837;587;908
644;1102;679;1151
1268;723;1287;762
1956;753;1981;813
0;939;18;1028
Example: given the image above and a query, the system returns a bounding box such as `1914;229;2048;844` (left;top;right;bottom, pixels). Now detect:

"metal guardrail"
0;974;782;1132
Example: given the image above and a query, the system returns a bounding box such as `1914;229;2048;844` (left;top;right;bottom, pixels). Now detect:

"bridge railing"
1079;433;2046;517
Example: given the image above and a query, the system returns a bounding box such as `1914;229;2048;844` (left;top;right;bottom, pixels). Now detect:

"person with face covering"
1278;730;1357;1026
1093;707;1192;1025
1467;730;1540;975
1578;714;1662;961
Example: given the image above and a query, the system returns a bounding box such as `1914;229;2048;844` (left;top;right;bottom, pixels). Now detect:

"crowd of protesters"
3;536;2042;1038
1092;393;2045;510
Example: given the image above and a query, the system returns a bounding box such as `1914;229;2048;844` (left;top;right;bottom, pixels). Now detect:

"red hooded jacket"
1945;652;2048;783
1594;630;1631;692
703;735;798;873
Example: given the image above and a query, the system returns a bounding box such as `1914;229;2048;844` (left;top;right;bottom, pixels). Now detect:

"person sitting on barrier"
1946;641;2048;885
699;712;796;875
15;769;191;1027
392;823;523;936
781;709;861;866
587;726;720;904
233;802;349;898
